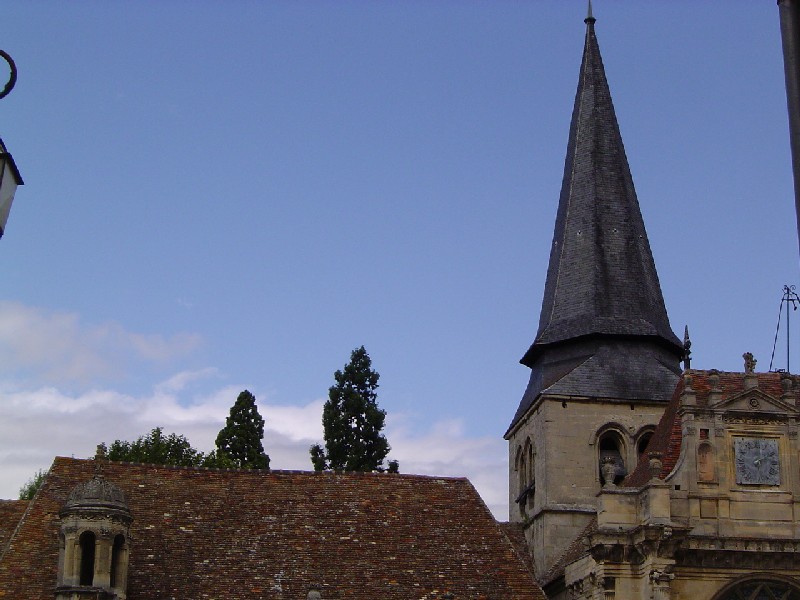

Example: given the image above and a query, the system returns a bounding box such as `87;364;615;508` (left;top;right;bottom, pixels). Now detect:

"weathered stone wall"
508;394;664;577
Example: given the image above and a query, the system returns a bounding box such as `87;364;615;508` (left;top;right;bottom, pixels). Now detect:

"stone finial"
680;373;696;406
743;352;757;374
743;353;759;390
585;0;596;24
94;443;108;477
95;443;107;460
307;585;322;600
648;451;663;481
708;369;720;391
683;325;692;370
781;372;795;404
707;369;722;405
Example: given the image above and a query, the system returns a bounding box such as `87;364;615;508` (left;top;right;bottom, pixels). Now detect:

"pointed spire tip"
585;0;596;25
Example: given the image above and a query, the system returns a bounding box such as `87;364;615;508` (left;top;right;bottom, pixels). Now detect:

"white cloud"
0;379;509;519
0;302;202;386
0;302;509;519
386;417;508;518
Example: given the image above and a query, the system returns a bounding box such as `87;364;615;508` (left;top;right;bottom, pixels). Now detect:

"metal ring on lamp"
0;50;18;100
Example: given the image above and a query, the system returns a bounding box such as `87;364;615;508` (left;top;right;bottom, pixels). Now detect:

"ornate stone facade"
508;8;800;600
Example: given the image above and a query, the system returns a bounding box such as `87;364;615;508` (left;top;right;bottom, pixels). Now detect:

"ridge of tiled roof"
625;370;800;487
0;457;546;600
498;521;536;578
71;460;472;481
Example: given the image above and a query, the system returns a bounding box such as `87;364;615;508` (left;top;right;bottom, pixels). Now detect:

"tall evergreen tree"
215;390;270;470
310;346;397;472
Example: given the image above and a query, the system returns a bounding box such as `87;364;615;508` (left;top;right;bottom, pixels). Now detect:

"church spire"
508;10;682;432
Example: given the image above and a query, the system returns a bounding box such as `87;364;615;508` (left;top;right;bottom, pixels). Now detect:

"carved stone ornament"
648;451;663;480
307;585;322;600
782;373;794;396
723;414;787;425
709;369;721;391
743;352;757;373
601;457;617;488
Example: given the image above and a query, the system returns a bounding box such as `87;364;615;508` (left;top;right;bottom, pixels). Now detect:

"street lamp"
0;48;22;239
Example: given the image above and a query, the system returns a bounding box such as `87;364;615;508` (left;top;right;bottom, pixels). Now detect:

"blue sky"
0;1;796;517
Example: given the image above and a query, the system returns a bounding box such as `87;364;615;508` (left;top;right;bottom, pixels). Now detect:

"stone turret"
55;447;132;600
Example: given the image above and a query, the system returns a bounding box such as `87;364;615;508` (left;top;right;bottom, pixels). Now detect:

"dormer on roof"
55;446;132;600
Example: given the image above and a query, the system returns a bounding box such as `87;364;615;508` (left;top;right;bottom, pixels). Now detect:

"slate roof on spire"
507;12;682;435
522;14;681;367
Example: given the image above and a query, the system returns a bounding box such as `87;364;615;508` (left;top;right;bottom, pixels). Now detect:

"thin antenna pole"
784;285;798;372
769;285;799;372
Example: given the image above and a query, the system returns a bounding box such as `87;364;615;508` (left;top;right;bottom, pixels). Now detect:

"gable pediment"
713;387;797;415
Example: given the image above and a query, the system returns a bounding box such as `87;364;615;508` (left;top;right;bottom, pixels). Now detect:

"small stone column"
92;532;113;588
61;531;79;586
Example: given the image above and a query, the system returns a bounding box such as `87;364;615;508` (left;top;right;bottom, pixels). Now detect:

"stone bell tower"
55;447;132;600
505;5;684;578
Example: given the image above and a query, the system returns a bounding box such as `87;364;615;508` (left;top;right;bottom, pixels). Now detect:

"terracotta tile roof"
0;457;545;600
0;500;28;554
498;522;535;578
625;370;800;487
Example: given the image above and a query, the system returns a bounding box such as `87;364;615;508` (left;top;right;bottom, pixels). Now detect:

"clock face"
735;438;780;486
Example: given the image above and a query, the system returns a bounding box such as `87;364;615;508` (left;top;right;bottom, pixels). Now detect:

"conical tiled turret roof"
508;12;682;433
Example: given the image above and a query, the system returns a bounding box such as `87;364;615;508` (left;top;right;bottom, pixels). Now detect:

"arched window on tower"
514;438;535;512
78;531;96;586
526;440;534;491
598;431;626;486
636;430;654;459
515;445;526;493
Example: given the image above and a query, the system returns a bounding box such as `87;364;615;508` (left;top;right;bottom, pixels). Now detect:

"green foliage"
107;427;205;466
310;346;398;472
19;468;47;500
200;449;237;469
215;390;270;470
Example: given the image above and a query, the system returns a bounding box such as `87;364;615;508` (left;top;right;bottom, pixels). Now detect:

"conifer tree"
310;346;397;472
215;390;270;470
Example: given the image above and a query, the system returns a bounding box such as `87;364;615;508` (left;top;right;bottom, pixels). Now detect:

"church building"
506;6;800;600
3;6;800;600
